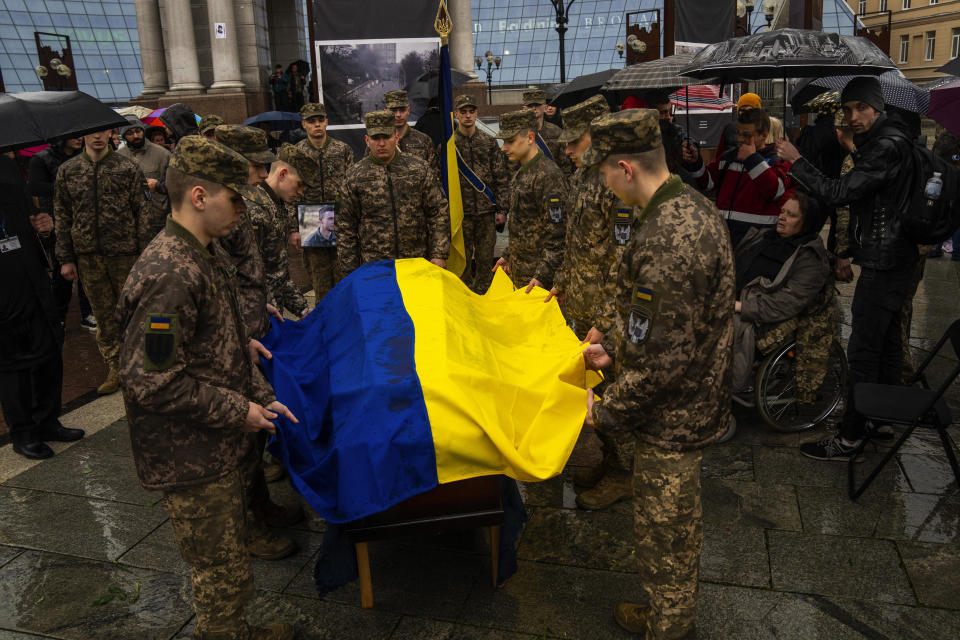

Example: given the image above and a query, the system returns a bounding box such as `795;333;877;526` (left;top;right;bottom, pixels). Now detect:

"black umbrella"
937;57;960;77
681;29;896;81
791;70;929;115
243;110;303;131
549;69;619;109
406;69;472;103
0;91;128;152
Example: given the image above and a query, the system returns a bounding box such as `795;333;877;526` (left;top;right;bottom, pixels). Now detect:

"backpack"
879;127;960;245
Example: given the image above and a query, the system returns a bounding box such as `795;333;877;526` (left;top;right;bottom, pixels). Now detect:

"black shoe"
13;442;55;460
800;434;863;462
42;425;85;442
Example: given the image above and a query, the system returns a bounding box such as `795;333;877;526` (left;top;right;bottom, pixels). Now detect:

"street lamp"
736;0;777;35
34;57;71;89
549;0;576;83
475;50;502;106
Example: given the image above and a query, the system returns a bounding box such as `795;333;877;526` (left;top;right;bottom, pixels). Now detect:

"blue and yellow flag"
260;260;599;523
435;0;466;278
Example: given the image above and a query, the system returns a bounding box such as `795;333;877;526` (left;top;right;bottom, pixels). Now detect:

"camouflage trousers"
162;469;254;639
460;214;497;293
633;438;702;640
302;246;338;305
242;430;272;540
77;254;138;370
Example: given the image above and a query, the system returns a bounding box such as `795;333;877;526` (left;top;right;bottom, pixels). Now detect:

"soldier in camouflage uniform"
383;90;438;171
449;94;510;292
116;135;297;640
54;127;150;395
245;145;318;318
199;114;225;139
521;88;575;177
337;110;450;277
580;109;735;639
494;109;567;290
544;95;637;511
290;102;355;303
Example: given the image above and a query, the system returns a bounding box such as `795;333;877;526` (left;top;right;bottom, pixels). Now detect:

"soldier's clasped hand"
582;343;612;371
492;257;510;274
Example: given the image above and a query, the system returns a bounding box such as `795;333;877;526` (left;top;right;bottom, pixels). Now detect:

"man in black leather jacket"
777;77;918;461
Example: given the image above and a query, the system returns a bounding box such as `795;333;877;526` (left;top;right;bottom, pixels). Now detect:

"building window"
930;0;938;5
926;31;936;61
952;28;959;59
900;34;910;63
879;0;887;10
859;0;866;14
903;0;911;8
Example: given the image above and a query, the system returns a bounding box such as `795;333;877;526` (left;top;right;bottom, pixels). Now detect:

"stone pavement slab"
896;540;960;609
517;505;635;573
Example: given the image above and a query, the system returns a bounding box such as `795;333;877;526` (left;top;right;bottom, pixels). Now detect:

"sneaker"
799;434;863;462
250;623;295;640
247;530;298;560
81;315;98;331
613;602;649;634
575;470;631;510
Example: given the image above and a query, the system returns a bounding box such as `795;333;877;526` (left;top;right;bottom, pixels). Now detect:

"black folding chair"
848;319;960;500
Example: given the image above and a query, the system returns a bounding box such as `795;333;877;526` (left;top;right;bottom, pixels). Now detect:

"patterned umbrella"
601;52;720;93
804;90;841;115
140;107;202;127
928;78;960;136
791;70;929;115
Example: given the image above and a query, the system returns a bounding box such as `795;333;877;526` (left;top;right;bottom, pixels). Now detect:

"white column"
134;0;168;95
207;0;245;91
449;0;478;78
163;0;203;92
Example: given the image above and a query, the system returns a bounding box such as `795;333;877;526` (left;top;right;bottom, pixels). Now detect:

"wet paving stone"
896;541;960;610
118;521;323;593
456;560;641;640
898;453;959;494
795;485;885;537
767;531;915;605
702;479;801;531
701;443;754;480
0;550;192;640
700;523;770;588
754;445;912;492
0;546;24;570
873;492;960;544
0;486;167;562
388;616;541;639
517;469;578;509
516;506;635;573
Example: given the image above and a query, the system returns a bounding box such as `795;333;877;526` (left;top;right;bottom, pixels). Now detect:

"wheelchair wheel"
755;339;847;433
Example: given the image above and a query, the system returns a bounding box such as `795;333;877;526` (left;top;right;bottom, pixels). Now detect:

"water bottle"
925;172;943;200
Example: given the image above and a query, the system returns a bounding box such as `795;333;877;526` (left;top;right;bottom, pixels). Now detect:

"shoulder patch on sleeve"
144;313;179;371
613;207;633;245
548;195;563;223
628;286;658;345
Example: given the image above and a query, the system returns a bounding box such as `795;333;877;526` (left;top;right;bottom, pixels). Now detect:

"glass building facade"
472;0;859;86
0;0;142;103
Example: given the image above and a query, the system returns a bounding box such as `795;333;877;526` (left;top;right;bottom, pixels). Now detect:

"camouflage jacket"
117;217;275;491
286;135;355;237
503;151;568;289
592;176;735;451
246;183;308;317
219;210;270;340
553;166;633;334
451;127;510;218
336;150;450;277
539;121;575;177
399;126;438;172
53;150;150;263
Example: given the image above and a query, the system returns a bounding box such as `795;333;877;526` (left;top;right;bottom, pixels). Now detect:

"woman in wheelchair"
731;190;830;395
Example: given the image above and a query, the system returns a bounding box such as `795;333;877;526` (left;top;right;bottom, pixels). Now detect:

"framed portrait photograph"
299;202;336;248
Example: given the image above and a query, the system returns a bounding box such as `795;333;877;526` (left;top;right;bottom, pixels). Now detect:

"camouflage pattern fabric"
591;176;735;452
336;150;450;277
521;89;547;105
558;95;609;144
117;216;275;491
553;166;633;334
213;125;277;165
169;136;253;196
162;469;254;637
246;183;308;317
383;90;409;109
199;114;225;135
77;254;138;369
497;109;538;140
364;109;394;136
277;143;319;189
219;210;270;340
581;108;663;167
539;120;575;177
452;126;510;292
300;102;326;119
632;438;703;640
795;279;838;403
399;127;438;173
502;151;568;289
53;150;150;263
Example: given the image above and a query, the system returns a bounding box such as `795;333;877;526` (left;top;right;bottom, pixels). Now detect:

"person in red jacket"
682;107;792;248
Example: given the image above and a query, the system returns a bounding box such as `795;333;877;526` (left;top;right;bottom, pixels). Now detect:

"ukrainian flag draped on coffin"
260;259;598;523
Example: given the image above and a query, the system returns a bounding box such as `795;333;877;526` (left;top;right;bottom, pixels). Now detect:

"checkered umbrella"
601;52;719;93
792;71;929;115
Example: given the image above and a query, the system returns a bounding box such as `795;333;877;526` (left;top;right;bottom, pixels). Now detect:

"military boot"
255;499;304;529
97;367;120;395
613;602;649;634
262;461;285;483
572;461;607;489
250;623;295;640
247;530;298;561
575;469;631;511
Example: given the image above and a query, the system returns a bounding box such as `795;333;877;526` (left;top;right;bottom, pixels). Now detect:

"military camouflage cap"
278;143;320;186
581;108;663;167
213;124;277;164
169;135;258;200
522;88;547;106
558;95;610;143
199;114;224;135
454;94;478;110
383;90;409;109
300;102;326;119
496;109;538;140
364;109;396;137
